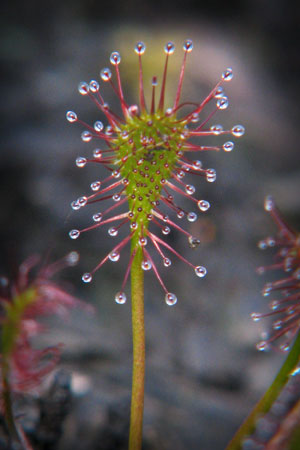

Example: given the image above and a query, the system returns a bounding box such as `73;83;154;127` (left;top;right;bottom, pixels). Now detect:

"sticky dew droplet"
280;343;290;352
187;212;197;222
138;237;148;246
108;227;118;237
110;52;121;65
93;212;103;222
112;193;121;202
258;240;267;250
194;266;207;278
94;121;104;132
115;291;127;304
222;68;233;82
264;196;274;212
216;97;229;110
141;260;152;271
66;111;77;122
71;200;81;211
263;283;272;296
231;125;245;137
210;124;223;135
214;86;224;98
165;292;177;306
183;39;193;52
135;42;146;55
93;148;102;159
76;157;87;168
163;258;171;267
290;366;300;377
206;169;217;183
164;42;175;55
109;251;120;262
251;313;262;322
197;200;210;212
273;320;282;330
185;184;195;195
81;131;92;142
82;272;92;283
256;341;269;352
162;226;171;235
270;300;280;311
188;236;201;248
193;160;202;169
69;229;80;240
78;196;88;207
78;82;89;95
100;68;112;82
89;80;99;93
223;141;234;152
90;181;101;191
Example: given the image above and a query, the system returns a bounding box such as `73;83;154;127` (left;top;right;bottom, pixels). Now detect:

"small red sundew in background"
252;196;300;352
67;40;245;305
0;251;90;395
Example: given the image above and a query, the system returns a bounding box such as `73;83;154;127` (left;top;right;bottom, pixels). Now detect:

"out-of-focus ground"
0;1;299;449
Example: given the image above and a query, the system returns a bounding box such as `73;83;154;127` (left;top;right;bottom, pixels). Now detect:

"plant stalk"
129;244;145;450
226;331;300;450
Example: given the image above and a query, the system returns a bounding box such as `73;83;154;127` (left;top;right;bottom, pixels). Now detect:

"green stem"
226;332;300;450
129;244;145;450
2;367;19;442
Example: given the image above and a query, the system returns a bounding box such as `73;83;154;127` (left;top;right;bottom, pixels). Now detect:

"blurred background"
0;0;299;449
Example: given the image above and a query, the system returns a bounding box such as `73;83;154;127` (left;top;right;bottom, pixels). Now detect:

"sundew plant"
66;39;245;449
